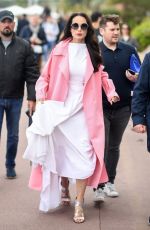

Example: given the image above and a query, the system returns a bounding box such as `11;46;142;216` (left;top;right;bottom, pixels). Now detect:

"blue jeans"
0;98;23;168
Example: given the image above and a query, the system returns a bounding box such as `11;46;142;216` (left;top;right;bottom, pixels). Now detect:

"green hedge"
132;18;150;51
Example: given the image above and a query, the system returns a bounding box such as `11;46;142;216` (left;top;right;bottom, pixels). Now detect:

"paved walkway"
0;102;150;230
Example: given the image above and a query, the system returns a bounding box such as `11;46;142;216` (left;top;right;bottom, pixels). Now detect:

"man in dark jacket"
94;14;140;202
0;10;39;179
132;52;150;225
132;53;150;144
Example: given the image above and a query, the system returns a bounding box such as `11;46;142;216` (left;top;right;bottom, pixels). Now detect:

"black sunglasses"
71;23;89;31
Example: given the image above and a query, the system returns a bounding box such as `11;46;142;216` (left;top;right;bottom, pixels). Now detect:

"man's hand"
126;70;138;82
27;100;36;116
132;124;146;133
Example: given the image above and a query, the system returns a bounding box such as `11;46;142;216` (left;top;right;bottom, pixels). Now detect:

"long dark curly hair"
61;12;102;72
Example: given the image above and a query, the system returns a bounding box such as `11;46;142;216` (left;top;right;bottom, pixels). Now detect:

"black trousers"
103;105;131;184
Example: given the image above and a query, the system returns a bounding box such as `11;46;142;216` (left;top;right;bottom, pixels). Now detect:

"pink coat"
35;39;117;187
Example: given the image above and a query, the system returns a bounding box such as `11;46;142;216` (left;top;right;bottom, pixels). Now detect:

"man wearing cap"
0;10;39;179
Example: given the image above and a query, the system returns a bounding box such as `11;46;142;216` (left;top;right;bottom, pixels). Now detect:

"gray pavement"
0;101;150;230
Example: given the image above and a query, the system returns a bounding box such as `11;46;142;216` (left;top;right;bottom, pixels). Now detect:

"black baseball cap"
0;10;14;22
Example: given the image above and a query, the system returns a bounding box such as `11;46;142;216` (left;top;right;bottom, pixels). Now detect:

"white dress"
24;43;96;211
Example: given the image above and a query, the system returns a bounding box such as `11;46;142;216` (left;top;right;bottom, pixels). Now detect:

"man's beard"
1;29;13;37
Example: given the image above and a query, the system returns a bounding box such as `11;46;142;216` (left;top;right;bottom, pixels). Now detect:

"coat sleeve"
19;26;31;42
24;44;40;101
100;65;118;102
132;53;150;126
35;49;54;100
38;27;47;45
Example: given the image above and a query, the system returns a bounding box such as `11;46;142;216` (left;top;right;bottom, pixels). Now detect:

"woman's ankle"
75;198;84;206
61;177;69;189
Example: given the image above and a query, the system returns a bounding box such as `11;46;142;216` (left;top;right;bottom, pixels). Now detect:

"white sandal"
61;186;71;206
73;200;85;223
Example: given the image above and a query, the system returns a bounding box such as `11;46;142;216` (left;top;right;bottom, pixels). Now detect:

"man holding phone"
94;14;140;202
126;69;138;82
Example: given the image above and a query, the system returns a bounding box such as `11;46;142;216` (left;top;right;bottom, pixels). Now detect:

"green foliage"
15;0;28;7
57;0;107;14
108;0;149;9
101;8;120;16
0;0;15;8
121;5;148;27
107;0;149;27
132;18;150;51
58;0;90;14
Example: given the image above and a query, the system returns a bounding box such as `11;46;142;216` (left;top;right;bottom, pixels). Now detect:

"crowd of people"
14;8;139;68
0;7;149;225
16;9;67;68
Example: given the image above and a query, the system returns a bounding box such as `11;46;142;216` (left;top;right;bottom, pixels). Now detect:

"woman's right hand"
36;99;45;104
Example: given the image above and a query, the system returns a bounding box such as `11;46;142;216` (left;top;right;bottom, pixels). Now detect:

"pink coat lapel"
53;39;94;86
59;51;70;82
84;50;94;86
53;39;70;82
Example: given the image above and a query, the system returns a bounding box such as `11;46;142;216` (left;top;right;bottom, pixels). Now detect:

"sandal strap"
75;200;82;206
73;205;85;223
75;199;84;207
61;186;71;205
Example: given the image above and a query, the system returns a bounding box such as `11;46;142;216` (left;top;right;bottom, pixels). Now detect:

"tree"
108;0;150;27
57;0;104;14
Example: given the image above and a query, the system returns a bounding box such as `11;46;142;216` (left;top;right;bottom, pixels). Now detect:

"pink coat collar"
53;38;94;85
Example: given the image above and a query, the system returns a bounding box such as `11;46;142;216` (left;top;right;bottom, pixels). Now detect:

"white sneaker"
94;188;105;202
104;182;119;197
